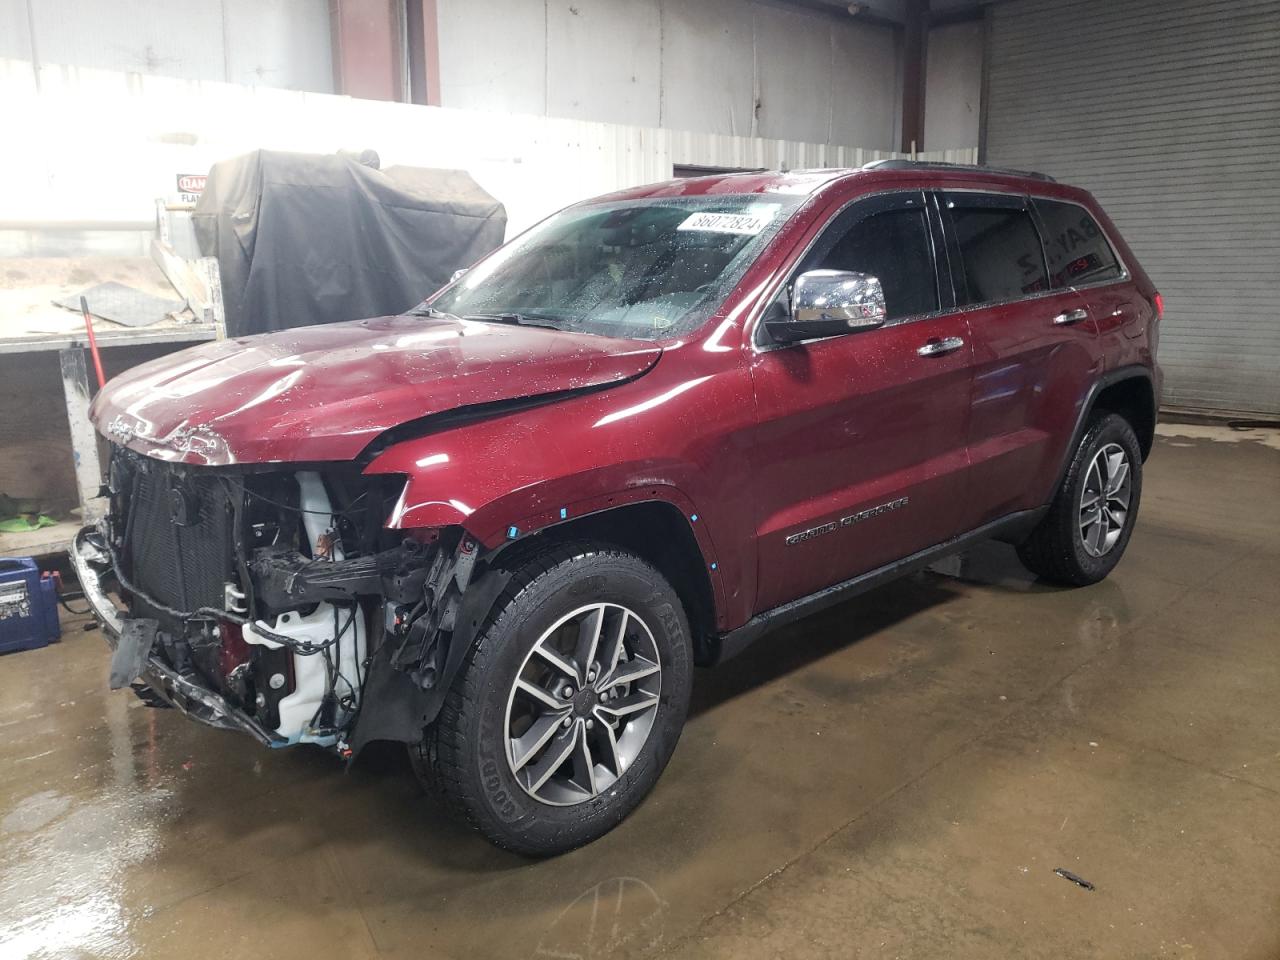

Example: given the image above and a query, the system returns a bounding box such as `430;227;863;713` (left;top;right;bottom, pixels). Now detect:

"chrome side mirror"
766;269;887;343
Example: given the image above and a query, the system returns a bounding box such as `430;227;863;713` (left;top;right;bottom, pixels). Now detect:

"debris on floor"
1053;868;1096;891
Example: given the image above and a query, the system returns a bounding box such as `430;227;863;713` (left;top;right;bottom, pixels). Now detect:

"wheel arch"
349;497;720;750
1051;366;1155;501
486;500;720;665
1091;372;1156;460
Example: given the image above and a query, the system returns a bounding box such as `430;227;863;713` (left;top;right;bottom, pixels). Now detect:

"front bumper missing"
70;526;285;748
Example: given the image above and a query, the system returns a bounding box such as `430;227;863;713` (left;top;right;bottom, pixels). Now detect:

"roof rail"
861;159;1057;183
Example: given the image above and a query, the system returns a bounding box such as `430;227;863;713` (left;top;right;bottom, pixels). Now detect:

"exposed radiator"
124;465;233;614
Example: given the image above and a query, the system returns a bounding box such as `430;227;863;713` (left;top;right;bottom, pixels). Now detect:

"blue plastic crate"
0;557;61;655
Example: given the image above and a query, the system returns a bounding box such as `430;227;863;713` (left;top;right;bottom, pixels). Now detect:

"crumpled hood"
91;314;662;466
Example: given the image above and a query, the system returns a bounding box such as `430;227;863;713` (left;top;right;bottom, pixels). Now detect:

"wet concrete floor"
1;423;1278;959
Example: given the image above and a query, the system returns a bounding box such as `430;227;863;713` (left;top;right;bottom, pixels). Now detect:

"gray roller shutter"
982;0;1280;416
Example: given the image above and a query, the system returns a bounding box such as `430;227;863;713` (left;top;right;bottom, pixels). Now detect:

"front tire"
413;541;693;856
1017;412;1143;586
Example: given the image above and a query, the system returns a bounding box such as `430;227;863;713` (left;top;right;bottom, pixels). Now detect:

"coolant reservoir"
244;604;366;743
242;470;366;744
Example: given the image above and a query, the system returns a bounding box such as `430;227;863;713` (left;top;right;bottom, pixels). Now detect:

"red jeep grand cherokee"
74;161;1161;855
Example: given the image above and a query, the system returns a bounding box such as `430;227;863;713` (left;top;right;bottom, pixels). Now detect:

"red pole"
79;295;107;389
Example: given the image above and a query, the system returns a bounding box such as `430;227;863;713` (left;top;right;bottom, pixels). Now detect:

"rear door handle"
917;336;965;357
1053;308;1089;326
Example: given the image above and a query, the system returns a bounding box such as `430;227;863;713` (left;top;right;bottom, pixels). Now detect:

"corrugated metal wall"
983;0;1280;416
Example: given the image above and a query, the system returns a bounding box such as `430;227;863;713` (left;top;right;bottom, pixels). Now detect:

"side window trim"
938;190;1051;309
940;190;1026;212
925;191;959;312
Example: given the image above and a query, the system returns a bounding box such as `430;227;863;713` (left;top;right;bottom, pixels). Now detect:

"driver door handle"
917;336;965;358
1053;308;1089;326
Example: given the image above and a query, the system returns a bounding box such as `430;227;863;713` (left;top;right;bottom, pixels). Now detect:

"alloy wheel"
504;603;662;806
1079;442;1132;558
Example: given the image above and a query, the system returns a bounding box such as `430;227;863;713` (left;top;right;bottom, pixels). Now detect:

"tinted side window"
950;205;1048;305
1034;199;1122;288
815;208;939;320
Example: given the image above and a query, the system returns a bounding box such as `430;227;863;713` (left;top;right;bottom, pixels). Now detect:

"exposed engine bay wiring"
99;445;472;751
241;483;371;519
311;601;363;732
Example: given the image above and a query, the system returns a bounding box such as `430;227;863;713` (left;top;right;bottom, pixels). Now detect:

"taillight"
1152;292;1164;321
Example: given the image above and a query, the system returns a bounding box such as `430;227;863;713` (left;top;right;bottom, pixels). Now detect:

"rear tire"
412;541;693;856
1017;412;1143;586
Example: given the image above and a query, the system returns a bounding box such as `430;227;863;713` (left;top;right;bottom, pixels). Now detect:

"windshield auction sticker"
677;210;773;236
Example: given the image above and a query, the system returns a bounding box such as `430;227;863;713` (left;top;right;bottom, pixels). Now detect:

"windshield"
428;193;803;340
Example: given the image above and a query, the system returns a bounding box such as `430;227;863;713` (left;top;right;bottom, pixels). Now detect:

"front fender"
383;448;710;553
368;434;728;624
361;358;759;629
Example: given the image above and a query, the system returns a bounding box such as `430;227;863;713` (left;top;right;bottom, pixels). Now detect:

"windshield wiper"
462;312;563;330
405;304;455;319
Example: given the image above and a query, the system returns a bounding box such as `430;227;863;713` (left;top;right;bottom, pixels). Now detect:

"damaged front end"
71;445;495;755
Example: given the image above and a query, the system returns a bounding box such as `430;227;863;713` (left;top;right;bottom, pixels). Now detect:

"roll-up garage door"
982;0;1280;416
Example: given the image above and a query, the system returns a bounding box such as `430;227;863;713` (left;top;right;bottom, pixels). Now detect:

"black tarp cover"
193;150;507;337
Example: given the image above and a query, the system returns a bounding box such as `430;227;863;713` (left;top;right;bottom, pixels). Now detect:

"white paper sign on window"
676;211;772;236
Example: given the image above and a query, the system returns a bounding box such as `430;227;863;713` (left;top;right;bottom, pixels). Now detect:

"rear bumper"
70;526;285;748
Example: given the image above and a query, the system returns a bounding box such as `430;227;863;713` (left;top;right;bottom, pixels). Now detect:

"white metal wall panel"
661;0;757;136
8;0;333;93
31;0;228;80
924;19;982;150
221;0;333;94
753;3;836;142
436;0;548;116
983;0;1280;415
437;0;902;149
830;14;902;148
0;58;973;252
546;0;663;127
0;0;33;61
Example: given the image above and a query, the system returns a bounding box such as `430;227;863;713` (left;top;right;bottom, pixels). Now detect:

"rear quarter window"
1033;198;1123;288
